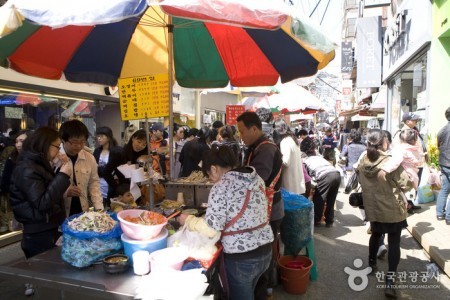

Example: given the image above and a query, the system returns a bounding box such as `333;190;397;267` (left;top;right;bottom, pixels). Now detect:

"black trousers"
21;228;60;259
254;219;282;300
313;172;341;224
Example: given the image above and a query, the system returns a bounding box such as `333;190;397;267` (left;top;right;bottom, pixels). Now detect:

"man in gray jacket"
436;107;450;224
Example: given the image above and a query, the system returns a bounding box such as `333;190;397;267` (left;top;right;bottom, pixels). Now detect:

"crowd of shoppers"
1;104;449;300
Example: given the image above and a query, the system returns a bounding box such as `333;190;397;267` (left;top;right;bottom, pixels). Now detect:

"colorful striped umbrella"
0;5;336;88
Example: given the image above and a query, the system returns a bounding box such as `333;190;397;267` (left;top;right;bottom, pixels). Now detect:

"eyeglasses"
51;144;61;150
66;140;87;146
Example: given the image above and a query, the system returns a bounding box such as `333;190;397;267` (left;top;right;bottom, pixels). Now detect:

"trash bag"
61;212;123;268
417;184;435;204
280;189;313;256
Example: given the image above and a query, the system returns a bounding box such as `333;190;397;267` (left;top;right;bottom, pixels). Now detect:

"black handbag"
349;192;363;207
344;172;359;194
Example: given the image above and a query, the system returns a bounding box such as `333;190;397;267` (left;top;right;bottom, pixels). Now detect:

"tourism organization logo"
344;258;442;292
344;258;372;291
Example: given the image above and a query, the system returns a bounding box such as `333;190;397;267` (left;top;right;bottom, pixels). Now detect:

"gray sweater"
438;122;450;168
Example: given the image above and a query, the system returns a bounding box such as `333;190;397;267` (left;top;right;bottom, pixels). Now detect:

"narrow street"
0;185;449;299
273;186;450;299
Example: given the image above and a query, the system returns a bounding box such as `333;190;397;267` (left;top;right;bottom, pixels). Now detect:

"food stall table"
0;247;142;299
0;246;222;299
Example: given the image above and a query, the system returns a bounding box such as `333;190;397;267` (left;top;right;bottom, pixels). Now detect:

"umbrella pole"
168;19;174;181
144;115;154;210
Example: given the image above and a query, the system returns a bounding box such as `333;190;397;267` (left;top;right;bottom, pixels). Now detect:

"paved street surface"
0;185;449;299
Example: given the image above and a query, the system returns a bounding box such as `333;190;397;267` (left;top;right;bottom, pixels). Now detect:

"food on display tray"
67;211;117;233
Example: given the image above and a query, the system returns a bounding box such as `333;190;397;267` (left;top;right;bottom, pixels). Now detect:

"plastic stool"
305;239;318;281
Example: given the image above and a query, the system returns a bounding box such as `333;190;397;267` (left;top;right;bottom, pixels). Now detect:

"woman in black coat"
93;127;126;208
9;127;72;258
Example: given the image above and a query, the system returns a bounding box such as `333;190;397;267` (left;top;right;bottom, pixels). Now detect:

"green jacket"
356;151;413;223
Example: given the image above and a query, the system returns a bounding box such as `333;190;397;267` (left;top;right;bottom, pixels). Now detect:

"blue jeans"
224;247;272;300
436;166;450;220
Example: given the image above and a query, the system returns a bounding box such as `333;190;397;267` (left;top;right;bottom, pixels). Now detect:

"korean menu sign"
226;105;245;125
118;74;170;120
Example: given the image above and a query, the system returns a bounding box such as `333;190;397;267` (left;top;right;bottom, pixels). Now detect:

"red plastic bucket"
278;255;313;294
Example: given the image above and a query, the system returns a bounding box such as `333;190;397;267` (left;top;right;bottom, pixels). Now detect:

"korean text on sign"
118;74;170;121
226;105;246;125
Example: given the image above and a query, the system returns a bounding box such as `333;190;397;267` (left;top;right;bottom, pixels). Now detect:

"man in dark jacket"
436;107;450;224
237;111;283;300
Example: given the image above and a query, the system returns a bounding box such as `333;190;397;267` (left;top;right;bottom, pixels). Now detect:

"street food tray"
163;181;213;207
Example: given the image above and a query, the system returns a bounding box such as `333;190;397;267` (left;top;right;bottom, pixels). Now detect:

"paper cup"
132;250;150;275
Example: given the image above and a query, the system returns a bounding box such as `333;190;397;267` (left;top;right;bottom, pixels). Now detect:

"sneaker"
437;215;445;221
25;283;34;296
377;245;387;259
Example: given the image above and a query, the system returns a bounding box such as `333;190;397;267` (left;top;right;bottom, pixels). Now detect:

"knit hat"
255;107;273;123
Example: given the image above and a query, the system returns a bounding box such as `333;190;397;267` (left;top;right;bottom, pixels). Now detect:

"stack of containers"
117;209;168;263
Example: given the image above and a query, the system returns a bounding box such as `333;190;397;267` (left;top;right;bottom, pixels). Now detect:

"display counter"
0;247;139;299
0;246;221;300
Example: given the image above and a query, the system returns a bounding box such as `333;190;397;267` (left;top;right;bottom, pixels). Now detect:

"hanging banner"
226;105;245;125
341;41;353;73
356;16;382;88
118;74;170;121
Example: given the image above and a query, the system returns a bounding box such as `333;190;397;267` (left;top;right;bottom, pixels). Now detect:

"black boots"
384;279;397;298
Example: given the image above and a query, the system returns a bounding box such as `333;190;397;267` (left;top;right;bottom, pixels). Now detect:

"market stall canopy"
290;113;314;121
1;0;290;31
0;92;57;106
242;82;323;114
0;0;337;88
351;115;377;122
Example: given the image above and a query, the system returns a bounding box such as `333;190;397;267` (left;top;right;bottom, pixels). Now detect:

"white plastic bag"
168;223;220;260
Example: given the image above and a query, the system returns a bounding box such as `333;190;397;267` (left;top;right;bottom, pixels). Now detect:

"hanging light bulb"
20;113;27;130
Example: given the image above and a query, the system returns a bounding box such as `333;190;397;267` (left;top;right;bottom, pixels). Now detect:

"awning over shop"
339;107;364;117
369;84;387;111
351;115;376;121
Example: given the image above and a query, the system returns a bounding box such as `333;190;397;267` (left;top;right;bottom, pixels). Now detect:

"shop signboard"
226;105;245;125
341;42;353;73
4;107;23;119
118;74;169;120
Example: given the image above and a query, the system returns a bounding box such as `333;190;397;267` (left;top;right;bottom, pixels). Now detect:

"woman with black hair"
172;123;186;179
93;126;126;208
179;126;211;177
122;129;148;164
300;136;341;227
179;145;273;300
10;127;72;258
356;129;413;298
